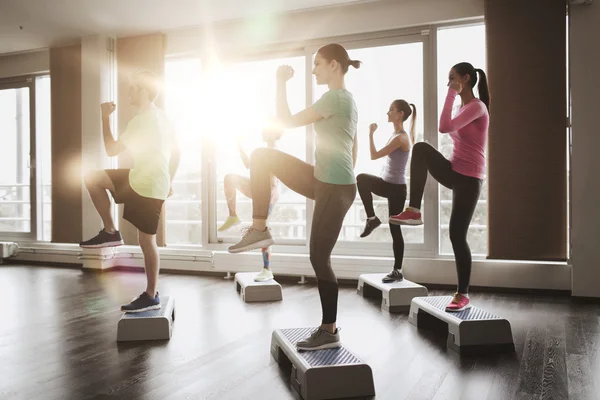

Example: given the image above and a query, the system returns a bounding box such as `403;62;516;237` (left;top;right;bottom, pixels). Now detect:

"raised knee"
356;173;367;185
250;147;271;165
84;170;101;190
224;174;235;186
412;141;428;154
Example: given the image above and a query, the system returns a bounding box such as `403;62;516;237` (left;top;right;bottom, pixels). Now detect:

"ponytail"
408;104;417;145
349;59;361;69
392;99;417;145
475;68;490;111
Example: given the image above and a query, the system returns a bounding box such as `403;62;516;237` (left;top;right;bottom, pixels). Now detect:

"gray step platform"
235;272;282;302
409;296;514;354
270;328;375;400
357;273;428;313
117;296;175;342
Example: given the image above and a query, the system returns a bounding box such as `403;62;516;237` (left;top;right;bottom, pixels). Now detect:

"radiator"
0;242;19;259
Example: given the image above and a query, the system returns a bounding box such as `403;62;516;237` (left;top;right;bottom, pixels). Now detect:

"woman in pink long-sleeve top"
390;62;490;312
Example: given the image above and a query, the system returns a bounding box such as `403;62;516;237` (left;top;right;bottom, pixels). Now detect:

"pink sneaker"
445;293;471;312
389;208;423;226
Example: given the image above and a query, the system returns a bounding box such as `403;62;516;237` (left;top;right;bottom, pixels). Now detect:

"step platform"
357;273;428;313
235;272;283;302
270;328;375;400
117;296;175;342
409;296;514;355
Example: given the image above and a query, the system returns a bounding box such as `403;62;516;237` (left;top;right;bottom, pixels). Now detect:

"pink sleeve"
439;88;486;133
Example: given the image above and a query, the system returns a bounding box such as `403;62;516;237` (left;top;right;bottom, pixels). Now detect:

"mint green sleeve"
312;90;340;119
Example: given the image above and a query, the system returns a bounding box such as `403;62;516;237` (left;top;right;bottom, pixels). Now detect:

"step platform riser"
235;272;282;302
357;273;428;313
270;328;375;400
117;296;175;342
409;296;514;355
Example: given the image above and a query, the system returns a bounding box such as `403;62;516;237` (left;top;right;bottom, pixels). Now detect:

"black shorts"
105;169;164;235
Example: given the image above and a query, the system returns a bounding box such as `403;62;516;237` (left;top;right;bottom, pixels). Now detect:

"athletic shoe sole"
254;275;274;282
446;304;472;312
121;304;161;313
80;240;124;249
228;238;275;254
389;218;423;226
217;220;242;232
296;341;342;351
382;278;404;283
360;223;382;238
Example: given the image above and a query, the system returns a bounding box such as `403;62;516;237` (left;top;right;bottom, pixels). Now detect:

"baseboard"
9;259;82;269
571;295;600;303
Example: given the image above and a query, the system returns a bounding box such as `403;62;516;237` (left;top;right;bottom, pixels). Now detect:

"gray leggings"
250;148;356;324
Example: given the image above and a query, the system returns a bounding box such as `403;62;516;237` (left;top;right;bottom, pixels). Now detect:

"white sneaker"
254;268;274;282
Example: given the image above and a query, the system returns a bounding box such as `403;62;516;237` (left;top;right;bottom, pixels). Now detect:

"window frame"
0;75;39;241
164;19;492;261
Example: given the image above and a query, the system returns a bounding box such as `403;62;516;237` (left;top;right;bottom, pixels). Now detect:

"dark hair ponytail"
317;43;361;74
349;60;361;69
392;99;417;144
408;104;417;144
474;68;490;111
452;62;490;110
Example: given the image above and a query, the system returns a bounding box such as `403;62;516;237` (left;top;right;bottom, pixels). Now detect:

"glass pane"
164;58;204;245
36;76;52;241
206;56;308;241
314;42;425;244
437;24;487;255
0;87;31;233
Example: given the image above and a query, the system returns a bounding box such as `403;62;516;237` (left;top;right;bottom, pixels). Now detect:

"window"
203;55;307;243
437;24;487;255
164;58;203;245
0;85;31;234
36;76;52;241
313;40;426;247
164;55;308;245
0;75;51;240
163;23;488;258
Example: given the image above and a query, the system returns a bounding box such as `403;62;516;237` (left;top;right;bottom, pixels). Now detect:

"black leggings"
408;142;482;293
250;148;356;324
356;174;406;270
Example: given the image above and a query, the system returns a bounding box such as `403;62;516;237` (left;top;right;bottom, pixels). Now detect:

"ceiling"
0;0;373;55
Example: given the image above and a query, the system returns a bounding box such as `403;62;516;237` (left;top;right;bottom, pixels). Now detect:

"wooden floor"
0;265;599;400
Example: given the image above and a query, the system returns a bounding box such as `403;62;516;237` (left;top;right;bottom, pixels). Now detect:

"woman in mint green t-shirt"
228;44;360;351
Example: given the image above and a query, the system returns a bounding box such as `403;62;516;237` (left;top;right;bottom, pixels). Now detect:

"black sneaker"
382;269;403;283
360;217;381;238
80;230;124;248
121;292;161;313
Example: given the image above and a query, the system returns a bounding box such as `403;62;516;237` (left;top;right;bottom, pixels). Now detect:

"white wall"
0;49;49;78
570;2;600;298
166;0;484;56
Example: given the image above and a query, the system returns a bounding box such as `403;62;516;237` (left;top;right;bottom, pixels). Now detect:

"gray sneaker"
228;227;274;253
382;269;403;283
296;327;341;351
